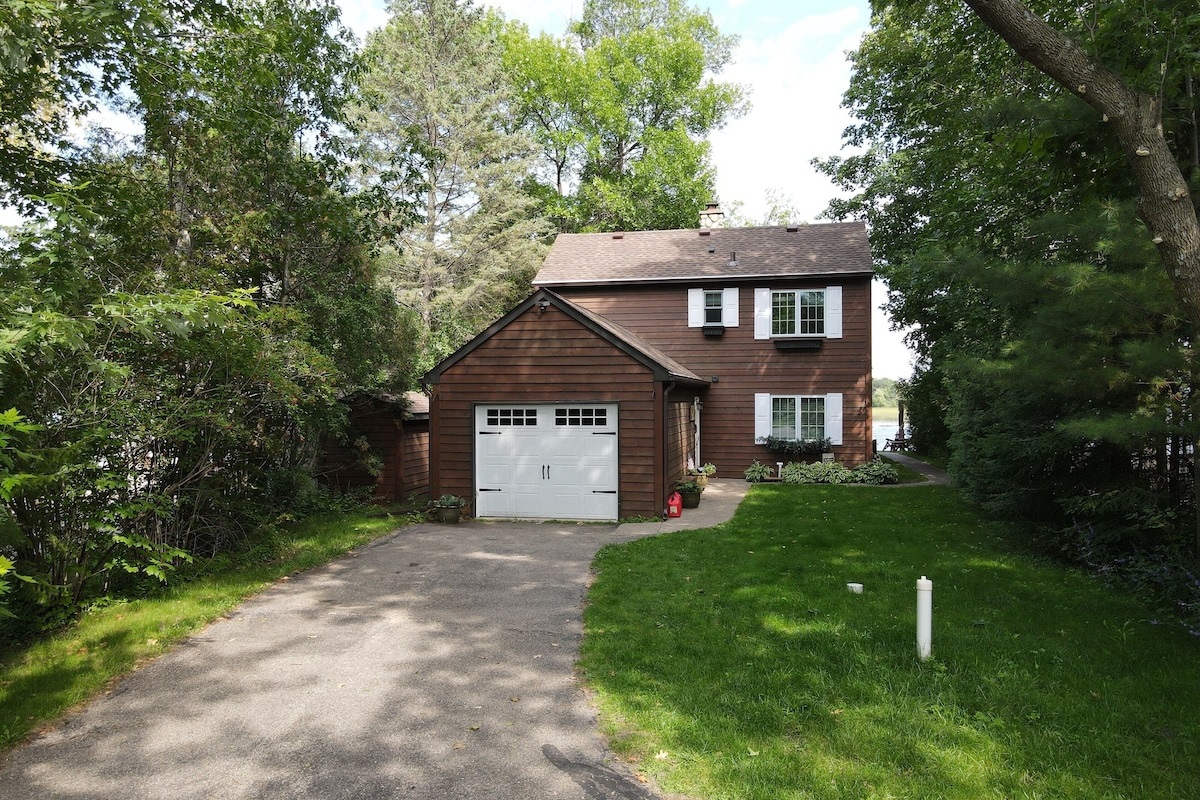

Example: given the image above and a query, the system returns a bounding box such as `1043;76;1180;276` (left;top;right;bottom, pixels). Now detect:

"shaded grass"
0;511;410;748
879;454;928;484
582;485;1200;799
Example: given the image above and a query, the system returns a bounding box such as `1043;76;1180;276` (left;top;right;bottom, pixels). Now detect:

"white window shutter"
754;288;770;339
687;288;704;328
754;393;771;441
825;285;843;339
825;393;843;446
723;287;739;327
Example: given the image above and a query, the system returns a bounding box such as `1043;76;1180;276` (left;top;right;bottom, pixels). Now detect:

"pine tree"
355;0;550;369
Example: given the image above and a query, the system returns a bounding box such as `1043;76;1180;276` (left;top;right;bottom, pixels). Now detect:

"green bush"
779;458;900;485
850;457;901;485
744;460;774;483
756;435;832;456
781;461;852;484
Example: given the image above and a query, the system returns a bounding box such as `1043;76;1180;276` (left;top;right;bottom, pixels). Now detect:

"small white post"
776;461;784;478
916;575;933;661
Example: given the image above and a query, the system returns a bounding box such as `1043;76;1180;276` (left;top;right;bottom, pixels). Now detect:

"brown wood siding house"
424;292;706;520
423;219;872;521
534;222;874;474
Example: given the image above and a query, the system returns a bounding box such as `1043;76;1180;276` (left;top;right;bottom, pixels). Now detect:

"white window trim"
754;392;843;446
753;286;842;339
688;287;739;328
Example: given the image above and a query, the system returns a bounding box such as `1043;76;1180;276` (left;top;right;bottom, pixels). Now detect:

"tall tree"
961;0;1200;331
501;0;747;232
0;0;409;630
818;1;1199;563
355;0;549;369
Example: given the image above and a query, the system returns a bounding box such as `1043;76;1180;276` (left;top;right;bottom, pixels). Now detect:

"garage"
474;404;618;520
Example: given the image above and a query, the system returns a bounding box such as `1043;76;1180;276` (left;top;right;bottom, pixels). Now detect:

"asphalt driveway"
0;481;747;800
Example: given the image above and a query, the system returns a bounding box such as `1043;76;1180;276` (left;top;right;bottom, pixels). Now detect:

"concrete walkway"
0;483;747;800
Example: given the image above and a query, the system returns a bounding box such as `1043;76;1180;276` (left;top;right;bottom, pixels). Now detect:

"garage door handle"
592;490;616;494
480;431;501;435
479;488;501;492
591;431;616;435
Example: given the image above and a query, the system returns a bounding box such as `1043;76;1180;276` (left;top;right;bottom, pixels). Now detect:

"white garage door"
475;404;619;520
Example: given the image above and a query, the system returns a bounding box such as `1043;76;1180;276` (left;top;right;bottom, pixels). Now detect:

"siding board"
555;277;874;471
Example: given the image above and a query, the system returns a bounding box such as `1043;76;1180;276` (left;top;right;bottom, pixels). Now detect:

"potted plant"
676;480;703;508
687;461;718;487
431;494;465;523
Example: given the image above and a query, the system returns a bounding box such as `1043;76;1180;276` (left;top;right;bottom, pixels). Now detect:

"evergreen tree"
354;0;550;370
818;0;1199;564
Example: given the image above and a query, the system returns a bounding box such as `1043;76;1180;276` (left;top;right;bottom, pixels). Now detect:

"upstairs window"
688;288;740;328
754;286;842;339
704;290;724;324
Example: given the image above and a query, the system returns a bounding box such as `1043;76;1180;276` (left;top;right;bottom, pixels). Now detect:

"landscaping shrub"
779;458;900;485
850;457;901;485
781;460;852;484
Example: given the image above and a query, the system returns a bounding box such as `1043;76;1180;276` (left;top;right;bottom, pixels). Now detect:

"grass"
878;454;928;484
0;510;411;748
581;485;1200;799
873;405;899;423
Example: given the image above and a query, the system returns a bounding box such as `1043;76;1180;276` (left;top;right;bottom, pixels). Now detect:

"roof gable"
533;221;871;286
423;289;708;387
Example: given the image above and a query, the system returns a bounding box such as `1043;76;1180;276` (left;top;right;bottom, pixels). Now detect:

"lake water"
872;420;906;449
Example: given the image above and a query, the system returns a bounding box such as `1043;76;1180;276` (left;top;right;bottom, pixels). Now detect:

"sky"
339;0;917;379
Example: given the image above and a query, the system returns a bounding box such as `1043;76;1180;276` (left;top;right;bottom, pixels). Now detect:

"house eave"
533;270;874;287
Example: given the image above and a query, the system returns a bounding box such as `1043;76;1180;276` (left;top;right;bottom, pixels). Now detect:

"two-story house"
422;218;873;520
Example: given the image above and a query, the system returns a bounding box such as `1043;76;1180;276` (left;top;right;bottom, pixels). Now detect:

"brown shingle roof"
533;222;871;286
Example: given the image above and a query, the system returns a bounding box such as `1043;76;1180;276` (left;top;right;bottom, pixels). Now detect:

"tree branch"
963;0;1200;329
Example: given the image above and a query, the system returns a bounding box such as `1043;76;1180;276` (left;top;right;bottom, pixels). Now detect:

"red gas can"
667;491;683;518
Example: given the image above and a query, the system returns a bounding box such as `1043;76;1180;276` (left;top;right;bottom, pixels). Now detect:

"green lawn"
581;485;1199;799
0;510;410;748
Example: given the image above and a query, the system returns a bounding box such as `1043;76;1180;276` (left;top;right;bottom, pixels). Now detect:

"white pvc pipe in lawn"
916;575;933;661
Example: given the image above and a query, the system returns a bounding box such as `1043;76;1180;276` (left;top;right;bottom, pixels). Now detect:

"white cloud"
710;10;865;224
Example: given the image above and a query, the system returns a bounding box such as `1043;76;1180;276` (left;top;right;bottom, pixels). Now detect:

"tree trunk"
963;0;1200;332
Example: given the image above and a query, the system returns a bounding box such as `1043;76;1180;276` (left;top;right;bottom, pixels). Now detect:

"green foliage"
743;460;773;483
433;494;465;508
355;0;550;370
756;435;832;456
777;458;899;485
500;0;746;232
819;0;1200;556
780;460;851;484
872;377;899;407
0;0;413;634
848;457;902;485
